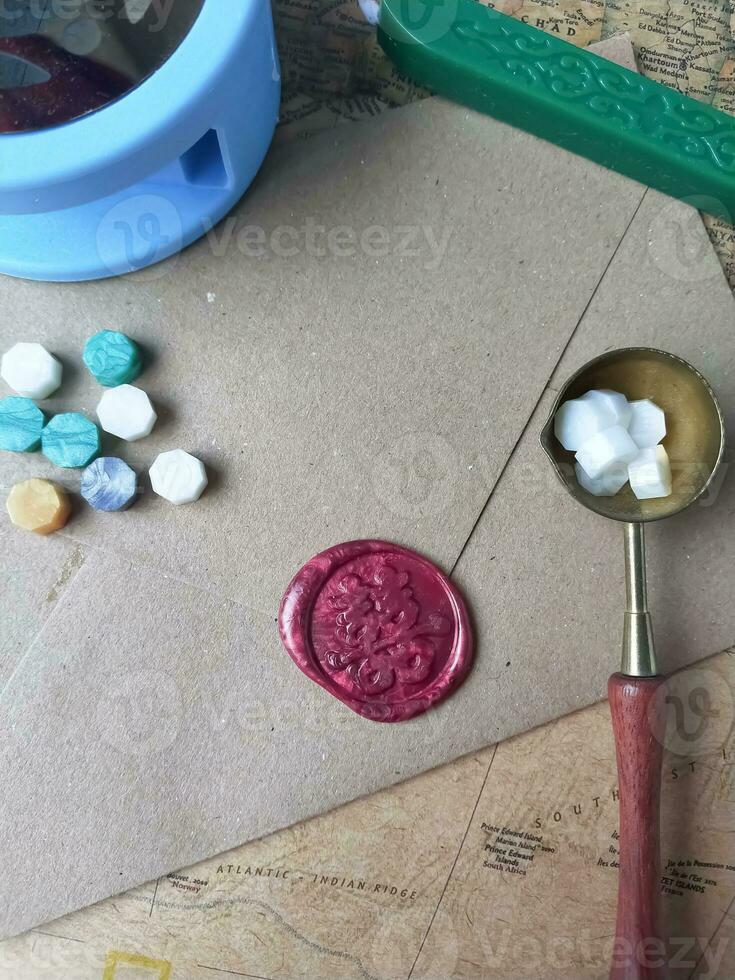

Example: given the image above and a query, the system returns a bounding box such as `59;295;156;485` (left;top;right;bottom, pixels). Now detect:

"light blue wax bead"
81;457;138;511
42;412;100;468
0;396;45;452
83;330;143;387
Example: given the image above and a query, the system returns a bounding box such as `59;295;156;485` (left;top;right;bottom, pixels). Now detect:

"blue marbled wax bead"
42;412;100;468
83;330;143;387
0;396;45;452
80;457;138;511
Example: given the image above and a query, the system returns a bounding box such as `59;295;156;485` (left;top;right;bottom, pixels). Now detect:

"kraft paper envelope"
1;97;734;939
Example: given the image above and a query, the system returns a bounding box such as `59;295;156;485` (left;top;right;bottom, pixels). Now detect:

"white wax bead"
358;0;381;23
575;425;639;480
584;389;632;429
1;342;62;400
554;393;616;451
575;462;629;497
628;446;672;500
150;449;208;505
96;384;157;441
628;399;666;449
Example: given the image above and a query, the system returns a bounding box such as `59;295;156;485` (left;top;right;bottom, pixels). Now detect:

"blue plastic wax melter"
0;0;280;281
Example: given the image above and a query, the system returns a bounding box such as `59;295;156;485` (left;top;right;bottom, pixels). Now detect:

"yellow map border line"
102;950;172;980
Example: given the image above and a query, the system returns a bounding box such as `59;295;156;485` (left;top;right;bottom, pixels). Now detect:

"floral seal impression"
278;540;474;722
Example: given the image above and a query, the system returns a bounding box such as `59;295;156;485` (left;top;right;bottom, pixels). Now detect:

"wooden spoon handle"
608;673;669;980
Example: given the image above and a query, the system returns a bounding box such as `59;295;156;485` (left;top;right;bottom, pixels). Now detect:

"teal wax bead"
42;412;100;468
83;330;143;387
0;396;45;452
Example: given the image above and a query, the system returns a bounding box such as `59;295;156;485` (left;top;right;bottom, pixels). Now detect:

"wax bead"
584;389;632;430
6;478;71;534
575;461;629;497
554;391;620;452
1;342;62;399
42;412;100;468
150;449;207;505
81;457;138;511
0;396;45;452
628;399;666;449
83;330;142;387
629;446;673;500
96;385;156;441
575;425;639;481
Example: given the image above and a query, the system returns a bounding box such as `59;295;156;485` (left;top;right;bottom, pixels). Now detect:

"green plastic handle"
378;0;735;220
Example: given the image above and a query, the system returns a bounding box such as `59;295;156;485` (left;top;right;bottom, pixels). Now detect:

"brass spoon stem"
622;522;658;677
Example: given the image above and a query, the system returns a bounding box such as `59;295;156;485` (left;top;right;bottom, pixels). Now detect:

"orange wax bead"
6;478;71;535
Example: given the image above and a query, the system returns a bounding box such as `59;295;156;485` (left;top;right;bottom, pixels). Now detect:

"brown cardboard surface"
451;186;735;738
1;98;734;939
0;524;85;690
0;549;491;940
0;98;644;612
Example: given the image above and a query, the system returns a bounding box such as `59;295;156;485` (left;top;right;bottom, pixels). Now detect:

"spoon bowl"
540;347;725;523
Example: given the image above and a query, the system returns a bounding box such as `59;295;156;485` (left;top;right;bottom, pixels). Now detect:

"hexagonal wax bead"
554;391;618;452
575;425;639;480
0;396;45;452
584;389;632;429
1;342;62;399
628;446;672;500
6;478;71;534
81;457;138;511
150;449;207;505
628;399;666;449
96;385;156;441
83;330;142;387
42;412;100;468
575;461;629;497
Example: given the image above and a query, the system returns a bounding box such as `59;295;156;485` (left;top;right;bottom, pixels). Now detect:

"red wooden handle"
608;673;669;980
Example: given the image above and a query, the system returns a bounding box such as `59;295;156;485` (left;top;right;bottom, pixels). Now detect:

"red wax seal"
278;540;473;722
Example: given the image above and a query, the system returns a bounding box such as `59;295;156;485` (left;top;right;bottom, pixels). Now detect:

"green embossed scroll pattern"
451;17;735;173
378;0;735;219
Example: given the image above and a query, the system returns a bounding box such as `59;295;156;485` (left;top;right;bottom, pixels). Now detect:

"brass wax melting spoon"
540;347;725;980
